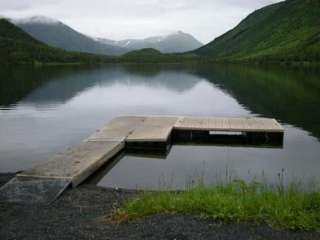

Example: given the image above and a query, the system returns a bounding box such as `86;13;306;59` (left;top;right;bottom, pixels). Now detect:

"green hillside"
0;19;112;65
195;0;320;63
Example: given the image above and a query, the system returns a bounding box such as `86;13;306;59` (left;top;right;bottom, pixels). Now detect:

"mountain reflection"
1;64;320;140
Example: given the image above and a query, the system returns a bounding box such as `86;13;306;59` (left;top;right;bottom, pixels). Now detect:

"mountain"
121;48;164;62
0;18;111;65
120;48;200;63
195;0;320;62
12;16;127;56
98;31;203;53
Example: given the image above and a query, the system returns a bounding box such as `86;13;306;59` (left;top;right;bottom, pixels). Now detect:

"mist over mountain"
12;16;202;55
12;16;127;56
98;31;203;53
0;18;111;65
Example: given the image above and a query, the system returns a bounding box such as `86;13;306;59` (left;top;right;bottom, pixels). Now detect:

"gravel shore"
1;174;319;240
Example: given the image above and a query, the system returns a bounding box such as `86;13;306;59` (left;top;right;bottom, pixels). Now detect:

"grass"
115;180;320;231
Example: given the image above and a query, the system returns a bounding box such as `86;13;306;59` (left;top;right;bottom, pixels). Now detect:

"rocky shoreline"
1;173;319;240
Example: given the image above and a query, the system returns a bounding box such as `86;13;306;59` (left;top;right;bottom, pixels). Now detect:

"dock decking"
175;117;283;132
18;141;125;187
0;116;284;204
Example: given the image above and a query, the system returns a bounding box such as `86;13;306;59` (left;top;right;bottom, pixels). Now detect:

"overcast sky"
0;0;282;43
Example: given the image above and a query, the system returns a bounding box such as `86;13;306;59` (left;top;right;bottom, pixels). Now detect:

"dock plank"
88;116;145;141
175;117;283;133
127;117;178;142
126;126;172;142
18;141;124;187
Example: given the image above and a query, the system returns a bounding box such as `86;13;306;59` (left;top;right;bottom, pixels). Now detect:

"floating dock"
0;116;284;204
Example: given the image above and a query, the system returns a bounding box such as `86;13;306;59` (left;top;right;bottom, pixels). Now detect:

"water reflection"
0;64;319;189
93;125;320;190
195;65;320;139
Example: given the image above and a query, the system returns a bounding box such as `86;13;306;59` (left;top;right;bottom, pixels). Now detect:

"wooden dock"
0;116;284;204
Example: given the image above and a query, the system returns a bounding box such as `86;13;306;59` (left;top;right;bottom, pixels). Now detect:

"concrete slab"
126;126;172;142
18;141;124;187
88;116;145;141
141;116;179;127
127;116;178;142
0;176;70;204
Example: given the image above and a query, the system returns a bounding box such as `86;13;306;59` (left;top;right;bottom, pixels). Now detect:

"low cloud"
0;0;282;43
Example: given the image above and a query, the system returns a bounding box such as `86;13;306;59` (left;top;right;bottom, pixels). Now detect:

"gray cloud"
0;0;283;43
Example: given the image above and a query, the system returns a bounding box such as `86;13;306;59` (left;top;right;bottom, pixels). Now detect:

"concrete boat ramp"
0;116;284;204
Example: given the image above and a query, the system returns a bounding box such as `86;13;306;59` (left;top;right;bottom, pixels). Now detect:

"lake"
0;64;319;190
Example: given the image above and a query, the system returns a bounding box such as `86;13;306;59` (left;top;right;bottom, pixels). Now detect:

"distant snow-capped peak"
153;31;188;40
12;16;60;25
170;30;185;35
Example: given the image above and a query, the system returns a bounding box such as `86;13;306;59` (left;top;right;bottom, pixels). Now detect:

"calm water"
0;64;319;190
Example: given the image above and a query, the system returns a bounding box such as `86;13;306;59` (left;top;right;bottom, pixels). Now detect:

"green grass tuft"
115;181;320;231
